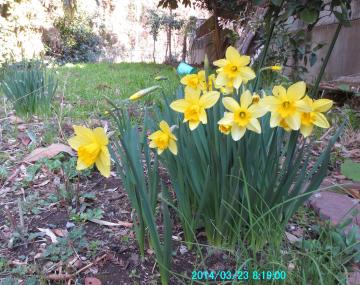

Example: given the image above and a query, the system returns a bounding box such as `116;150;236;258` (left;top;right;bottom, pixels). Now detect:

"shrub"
1;60;58;118
53;15;102;63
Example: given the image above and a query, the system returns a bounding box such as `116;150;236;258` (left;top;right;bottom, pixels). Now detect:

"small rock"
179;245;188;255
66;222;75;229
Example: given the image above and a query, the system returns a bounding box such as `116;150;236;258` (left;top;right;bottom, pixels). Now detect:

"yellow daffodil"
218;90;267;140
263;81;311;131
213;46;256;90
299;96;333;137
68;125;110;178
180;71;202;93
148;121;177;155
219;123;232;134
181;70;216;93
170;89;220;130
215;77;234;95
198;71;216;91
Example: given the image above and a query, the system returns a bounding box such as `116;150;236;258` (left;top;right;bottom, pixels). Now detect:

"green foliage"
341;159;360;182
70;208;104;223
1;60;58;119
295;221;360;284
43;227;88;262
53;14;102;63
109;108;173;285
138;71;342;249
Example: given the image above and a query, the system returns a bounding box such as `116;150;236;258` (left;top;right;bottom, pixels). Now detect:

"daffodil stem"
310;23;342;98
253;2;283;92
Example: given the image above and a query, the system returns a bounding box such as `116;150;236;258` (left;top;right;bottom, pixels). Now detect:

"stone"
310;191;360;236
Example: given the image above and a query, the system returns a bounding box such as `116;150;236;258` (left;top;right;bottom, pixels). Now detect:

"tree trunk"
182;32;187;62
153;38;156;63
213;0;221;59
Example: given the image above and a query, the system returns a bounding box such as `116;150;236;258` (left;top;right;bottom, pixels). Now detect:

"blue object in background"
177;62;196;75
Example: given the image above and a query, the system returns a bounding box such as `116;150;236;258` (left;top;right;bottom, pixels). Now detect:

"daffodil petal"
68;136;84;151
313;99;333;112
247;118;261;133
248;104;268;118
215;72;229;87
158;148;164;155
168;139;178;155
233;75;242;89
77;158;90;170
222;97;240;113
285;113;301;130
170;99;190;113
238;67;256;81
95;146;110;178
226;46;242;64
300;124;314;137
263;96;280;111
200;91;220;108
213;59;228;67
159;121;171;133
93;127;108;146
287;81;306;101
313;113;330;128
148;130;163;140
240;90;252;108
231;124;246;141
185;88;201;101
189;120;200;130
72;125;94;145
218;112;234;125
149;141;157;148
295;100;312;112
199;109;207;124
272;85;287;98
270;112;281;128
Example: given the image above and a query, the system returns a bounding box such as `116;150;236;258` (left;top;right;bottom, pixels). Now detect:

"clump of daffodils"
144;46;333;155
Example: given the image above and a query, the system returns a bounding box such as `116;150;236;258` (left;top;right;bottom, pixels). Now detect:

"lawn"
55;62;180;119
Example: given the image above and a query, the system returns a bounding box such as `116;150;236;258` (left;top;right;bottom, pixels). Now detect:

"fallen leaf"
8;115;24;124
23;144;75;163
53;229;68;237
38;228;58;243
33;179;50;188
18;133;31;146
285;232;301;244
89;218;133;228
343;186;360;200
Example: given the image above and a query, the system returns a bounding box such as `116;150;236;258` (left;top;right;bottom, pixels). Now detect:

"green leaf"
300;8;319;24
341;159;360;182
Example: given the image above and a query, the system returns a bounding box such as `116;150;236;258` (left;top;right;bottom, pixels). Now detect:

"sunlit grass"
56;62;180;119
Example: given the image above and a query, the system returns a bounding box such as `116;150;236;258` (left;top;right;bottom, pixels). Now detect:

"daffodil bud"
129;85;161;101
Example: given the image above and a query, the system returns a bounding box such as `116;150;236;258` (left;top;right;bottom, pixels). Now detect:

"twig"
318;127;334;141
45;254;107;281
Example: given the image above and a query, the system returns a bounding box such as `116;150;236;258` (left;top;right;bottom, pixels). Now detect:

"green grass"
56;62;180;119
